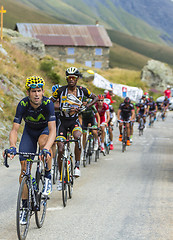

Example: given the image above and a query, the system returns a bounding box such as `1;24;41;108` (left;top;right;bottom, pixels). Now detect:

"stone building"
15;23;112;69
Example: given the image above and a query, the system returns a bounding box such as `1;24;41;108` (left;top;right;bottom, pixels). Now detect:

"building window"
95;61;102;69
85;61;92;67
67;48;75;55
67;58;75;64
95;48;102;55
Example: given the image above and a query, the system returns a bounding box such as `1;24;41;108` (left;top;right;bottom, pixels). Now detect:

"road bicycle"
55;137;81;207
83;126;99;167
4;150;48;240
118;120;130;152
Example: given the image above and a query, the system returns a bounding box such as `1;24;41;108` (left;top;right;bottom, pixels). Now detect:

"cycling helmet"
150;96;153;100
124;97;131;104
144;92;148;96
52;84;59;93
142;95;146;98
98;94;104;100
66;67;81;77
139;99;144;104
25;76;45;90
104;90;108;94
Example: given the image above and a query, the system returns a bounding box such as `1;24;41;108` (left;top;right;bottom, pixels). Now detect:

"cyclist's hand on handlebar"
39;148;51;162
3;147;17;159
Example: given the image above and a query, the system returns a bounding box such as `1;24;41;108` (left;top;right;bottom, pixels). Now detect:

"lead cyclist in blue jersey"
3;76;56;224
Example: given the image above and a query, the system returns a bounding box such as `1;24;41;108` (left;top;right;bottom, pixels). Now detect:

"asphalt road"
1;112;173;240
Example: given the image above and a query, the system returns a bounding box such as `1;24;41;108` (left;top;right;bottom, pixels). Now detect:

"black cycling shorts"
57;118;82;138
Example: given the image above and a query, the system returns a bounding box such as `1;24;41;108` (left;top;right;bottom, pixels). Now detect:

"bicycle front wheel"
35;168;47;228
68;155;74;199
62;158;68;207
16;176;31;240
53;149;59;184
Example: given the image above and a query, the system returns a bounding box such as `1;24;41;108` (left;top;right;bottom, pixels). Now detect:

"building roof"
15;23;112;47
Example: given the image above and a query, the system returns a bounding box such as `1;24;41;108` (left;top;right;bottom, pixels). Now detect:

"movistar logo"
26;114;46;122
21;101;28;107
43;99;50;105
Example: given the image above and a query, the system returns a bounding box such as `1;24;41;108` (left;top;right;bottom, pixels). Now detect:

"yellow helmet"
25;76;45;90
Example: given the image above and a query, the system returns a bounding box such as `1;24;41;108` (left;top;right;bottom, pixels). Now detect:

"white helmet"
167;85;171;88
104;90;108;94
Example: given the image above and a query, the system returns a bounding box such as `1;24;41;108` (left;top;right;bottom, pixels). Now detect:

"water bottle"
32;177;37;191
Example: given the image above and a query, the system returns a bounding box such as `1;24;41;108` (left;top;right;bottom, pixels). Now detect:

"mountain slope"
16;0;168;46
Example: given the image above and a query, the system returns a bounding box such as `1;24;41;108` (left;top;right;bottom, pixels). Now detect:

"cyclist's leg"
38;127;53;195
72;123;82;168
100;123;106;151
19;126;38;209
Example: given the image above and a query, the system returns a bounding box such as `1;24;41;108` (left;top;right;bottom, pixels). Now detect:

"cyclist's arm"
136;107;139;114
86;93;98;109
130;110;135;121
117;109;121;120
9;122;20;148
95;112;100;127
106;110;110;124
43;121;56;151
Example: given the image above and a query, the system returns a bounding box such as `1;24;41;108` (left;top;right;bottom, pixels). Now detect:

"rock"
3;28;22;38
11;37;45;59
141;59;173;90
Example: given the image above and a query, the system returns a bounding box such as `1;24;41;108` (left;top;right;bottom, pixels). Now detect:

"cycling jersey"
81;105;98;119
164;89;171;99
162;99;169;107
95;102;109;124
136;104;147;115
14;96;56;130
52;85;92;120
119;103;134;120
148;101;157;111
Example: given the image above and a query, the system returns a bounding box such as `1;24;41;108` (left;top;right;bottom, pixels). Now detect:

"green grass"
108;29;173;67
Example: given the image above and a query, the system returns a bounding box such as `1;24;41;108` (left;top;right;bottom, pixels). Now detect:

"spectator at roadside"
164;85;171;100
105;89;116;104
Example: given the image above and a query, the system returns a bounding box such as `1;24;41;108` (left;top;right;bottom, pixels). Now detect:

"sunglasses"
66;76;78;80
28;83;44;88
98;100;103;102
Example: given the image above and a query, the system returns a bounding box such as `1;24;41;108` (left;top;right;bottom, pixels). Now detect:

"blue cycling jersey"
14;96;56;129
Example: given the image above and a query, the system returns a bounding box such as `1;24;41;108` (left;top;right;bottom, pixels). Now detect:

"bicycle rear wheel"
62;158;68;207
53;149;58;184
16;176;31;240
35;166;47;228
68;155;74;199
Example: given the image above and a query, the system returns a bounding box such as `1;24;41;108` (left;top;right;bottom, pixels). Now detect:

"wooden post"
0;6;6;40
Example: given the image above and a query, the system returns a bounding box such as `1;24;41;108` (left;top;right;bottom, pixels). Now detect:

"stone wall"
45;46;110;69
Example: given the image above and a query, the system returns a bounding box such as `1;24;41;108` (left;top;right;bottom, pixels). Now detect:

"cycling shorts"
57;118;82;138
19;125;49;161
82;117;97;132
120;115;131;121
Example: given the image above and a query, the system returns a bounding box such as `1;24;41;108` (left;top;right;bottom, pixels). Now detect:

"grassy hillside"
109;43;149;71
3;0;64;30
108;29;173;67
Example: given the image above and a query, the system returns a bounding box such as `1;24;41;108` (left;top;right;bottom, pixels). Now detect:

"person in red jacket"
105;90;116;104
164;85;171;100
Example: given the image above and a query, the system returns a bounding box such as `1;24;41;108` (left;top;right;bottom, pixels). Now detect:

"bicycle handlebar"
55;137;81;150
3;151;40;168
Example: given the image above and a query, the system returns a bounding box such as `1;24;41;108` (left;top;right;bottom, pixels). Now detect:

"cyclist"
81;97;100;151
3;76;56;224
117;97;135;146
160;96;169;119
50;67;97;189
147;96;157;124
95;94;110;153
104;98;116;150
136;99;147;128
